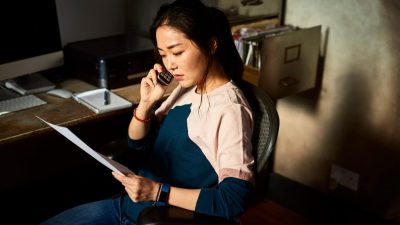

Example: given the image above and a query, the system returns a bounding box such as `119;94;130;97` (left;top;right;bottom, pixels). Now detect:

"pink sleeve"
187;101;254;184
217;104;254;184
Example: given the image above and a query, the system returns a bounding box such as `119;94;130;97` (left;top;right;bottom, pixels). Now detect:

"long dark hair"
149;0;244;92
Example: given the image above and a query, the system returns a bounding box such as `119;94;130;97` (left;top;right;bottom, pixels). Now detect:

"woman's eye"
173;52;183;56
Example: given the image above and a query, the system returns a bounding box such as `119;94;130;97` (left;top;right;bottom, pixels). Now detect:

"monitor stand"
4;73;55;96
0;83;20;101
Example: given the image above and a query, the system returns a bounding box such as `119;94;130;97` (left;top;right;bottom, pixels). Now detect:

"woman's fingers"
153;63;163;73
142;70;157;87
112;173;158;202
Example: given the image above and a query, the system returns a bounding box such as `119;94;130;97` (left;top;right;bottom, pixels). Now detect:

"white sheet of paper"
36;116;133;176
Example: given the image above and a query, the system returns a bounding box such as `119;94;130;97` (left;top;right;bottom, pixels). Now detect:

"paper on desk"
36;116;133;176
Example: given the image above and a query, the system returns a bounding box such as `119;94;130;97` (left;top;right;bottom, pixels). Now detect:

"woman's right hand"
112;172;160;203
129;64;168;139
139;64;169;107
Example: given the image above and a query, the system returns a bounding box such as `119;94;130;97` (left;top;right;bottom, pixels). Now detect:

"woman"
40;0;254;224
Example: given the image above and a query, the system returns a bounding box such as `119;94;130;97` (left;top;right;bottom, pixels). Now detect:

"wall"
273;0;400;222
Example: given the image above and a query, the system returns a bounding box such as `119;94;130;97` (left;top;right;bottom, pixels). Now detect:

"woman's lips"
173;74;183;81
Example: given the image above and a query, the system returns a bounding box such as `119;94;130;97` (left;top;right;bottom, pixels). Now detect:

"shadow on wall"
324;70;400;223
276;0;400;223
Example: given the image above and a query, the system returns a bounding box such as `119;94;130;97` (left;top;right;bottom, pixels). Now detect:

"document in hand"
37;116;133;176
73;88;132;114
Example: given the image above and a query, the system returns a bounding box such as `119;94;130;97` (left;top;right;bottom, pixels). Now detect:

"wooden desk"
0;79;177;143
0;79;177;191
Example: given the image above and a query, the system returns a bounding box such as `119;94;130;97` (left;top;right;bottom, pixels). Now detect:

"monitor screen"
0;0;63;82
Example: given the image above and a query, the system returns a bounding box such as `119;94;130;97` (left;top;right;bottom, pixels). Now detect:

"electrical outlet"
330;164;359;191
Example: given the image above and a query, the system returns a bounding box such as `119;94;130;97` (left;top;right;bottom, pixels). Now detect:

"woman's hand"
112;172;160;203
139;64;169;107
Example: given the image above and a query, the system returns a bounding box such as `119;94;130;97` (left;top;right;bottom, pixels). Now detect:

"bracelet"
133;108;151;123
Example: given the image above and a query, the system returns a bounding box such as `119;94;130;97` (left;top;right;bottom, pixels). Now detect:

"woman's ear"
210;38;218;54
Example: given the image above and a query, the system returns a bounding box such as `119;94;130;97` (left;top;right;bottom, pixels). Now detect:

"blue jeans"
39;197;135;225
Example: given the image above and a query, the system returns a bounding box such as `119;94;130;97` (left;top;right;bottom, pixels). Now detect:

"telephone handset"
157;69;173;86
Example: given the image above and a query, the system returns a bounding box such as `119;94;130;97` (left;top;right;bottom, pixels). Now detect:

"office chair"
137;81;280;225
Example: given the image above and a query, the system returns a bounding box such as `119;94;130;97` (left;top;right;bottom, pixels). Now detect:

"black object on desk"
98;59;108;89
64;34;155;89
104;90;110;105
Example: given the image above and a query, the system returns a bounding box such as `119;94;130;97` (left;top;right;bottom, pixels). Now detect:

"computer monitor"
0;0;64;82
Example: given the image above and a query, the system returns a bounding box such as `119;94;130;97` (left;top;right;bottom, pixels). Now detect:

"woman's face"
156;25;209;88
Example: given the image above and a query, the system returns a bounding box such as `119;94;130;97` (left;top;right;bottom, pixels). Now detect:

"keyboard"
0;94;47;115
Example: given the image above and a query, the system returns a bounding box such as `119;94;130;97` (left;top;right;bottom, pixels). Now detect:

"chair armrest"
137;206;237;225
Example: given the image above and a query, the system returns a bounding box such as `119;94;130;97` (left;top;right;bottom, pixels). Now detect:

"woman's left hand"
112;172;160;203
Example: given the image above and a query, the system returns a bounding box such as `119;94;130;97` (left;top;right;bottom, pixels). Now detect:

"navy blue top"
122;104;253;222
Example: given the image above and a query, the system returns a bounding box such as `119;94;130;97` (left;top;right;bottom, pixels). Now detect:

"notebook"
73;88;132;113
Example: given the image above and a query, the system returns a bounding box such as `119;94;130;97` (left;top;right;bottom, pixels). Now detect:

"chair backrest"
240;81;280;197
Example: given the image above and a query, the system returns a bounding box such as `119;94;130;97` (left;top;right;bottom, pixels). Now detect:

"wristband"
158;183;170;204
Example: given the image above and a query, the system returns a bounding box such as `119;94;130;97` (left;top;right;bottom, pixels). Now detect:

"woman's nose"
165;56;176;70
